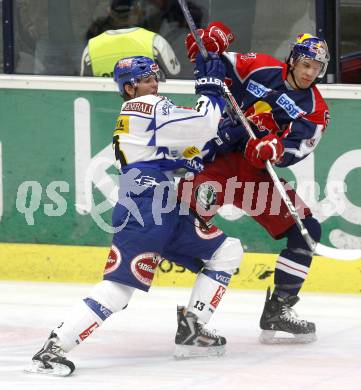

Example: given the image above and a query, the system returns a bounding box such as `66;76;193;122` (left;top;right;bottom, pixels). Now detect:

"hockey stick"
177;0;361;260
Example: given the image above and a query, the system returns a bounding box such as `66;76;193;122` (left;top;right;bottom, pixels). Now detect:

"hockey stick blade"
315;243;361;261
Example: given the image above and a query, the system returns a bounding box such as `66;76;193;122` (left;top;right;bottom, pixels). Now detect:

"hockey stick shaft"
177;0;361;260
178;0;208;59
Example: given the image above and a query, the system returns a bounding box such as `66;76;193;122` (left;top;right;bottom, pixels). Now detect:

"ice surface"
0;281;360;390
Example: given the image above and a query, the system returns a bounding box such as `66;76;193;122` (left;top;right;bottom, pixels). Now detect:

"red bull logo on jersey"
246;79;272;98
276;93;306;119
131;252;160;286
245;101;280;133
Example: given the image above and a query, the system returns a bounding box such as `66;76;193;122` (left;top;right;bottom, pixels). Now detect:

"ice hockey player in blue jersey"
26;54;243;376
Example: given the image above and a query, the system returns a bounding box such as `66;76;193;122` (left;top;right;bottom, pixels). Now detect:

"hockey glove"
184;156;204;174
194;52;226;96
245;134;284;169
217;116;247;146
203;116;248;160
186;21;235;63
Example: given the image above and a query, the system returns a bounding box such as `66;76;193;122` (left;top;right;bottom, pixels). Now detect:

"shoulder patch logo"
160;100;174;115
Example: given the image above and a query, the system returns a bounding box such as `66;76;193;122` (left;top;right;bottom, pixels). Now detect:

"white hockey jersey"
112;94;224;172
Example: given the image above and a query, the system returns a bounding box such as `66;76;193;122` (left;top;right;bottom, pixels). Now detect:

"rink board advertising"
0;78;360;291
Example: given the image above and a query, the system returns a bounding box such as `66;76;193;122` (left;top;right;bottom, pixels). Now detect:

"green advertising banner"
0;81;361;254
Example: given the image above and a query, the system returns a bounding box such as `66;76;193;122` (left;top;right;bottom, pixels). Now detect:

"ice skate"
174;306;226;359
25;331;75;376
259;287;316;344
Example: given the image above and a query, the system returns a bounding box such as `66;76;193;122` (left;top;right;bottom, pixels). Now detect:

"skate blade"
174;344;225;360
24;360;74;377
259;330;317;345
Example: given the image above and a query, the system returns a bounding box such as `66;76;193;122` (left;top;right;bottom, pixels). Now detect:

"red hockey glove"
245;134;284;169
185;21;235;62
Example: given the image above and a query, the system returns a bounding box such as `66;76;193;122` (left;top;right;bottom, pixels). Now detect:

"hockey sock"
274;216;321;297
54;281;134;352
54;298;109;352
274;248;311;297
186;270;231;323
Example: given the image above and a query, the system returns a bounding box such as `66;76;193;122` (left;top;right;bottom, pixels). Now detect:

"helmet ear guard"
287;33;330;80
113;56;162;96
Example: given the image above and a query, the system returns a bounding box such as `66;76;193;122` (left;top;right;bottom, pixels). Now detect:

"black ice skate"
25;331;75;376
174;306;226;359
259;287;316;344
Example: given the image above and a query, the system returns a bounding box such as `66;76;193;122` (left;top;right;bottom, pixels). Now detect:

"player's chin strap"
289;68;307;90
131;82;139;99
177;0;361;261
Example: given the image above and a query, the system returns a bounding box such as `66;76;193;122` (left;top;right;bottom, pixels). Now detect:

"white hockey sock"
55;281;134;352
186;272;229;324
55;299;105;352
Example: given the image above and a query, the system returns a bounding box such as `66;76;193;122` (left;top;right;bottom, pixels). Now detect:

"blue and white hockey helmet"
113;56;161;96
289;33;330;78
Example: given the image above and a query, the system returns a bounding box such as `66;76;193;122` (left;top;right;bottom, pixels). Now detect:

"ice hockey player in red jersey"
181;23;331;344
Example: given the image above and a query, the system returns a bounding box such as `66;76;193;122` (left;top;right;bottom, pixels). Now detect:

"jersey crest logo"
245;101;280;132
195;183;218;211
276;94;306;119
246;79;271;98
